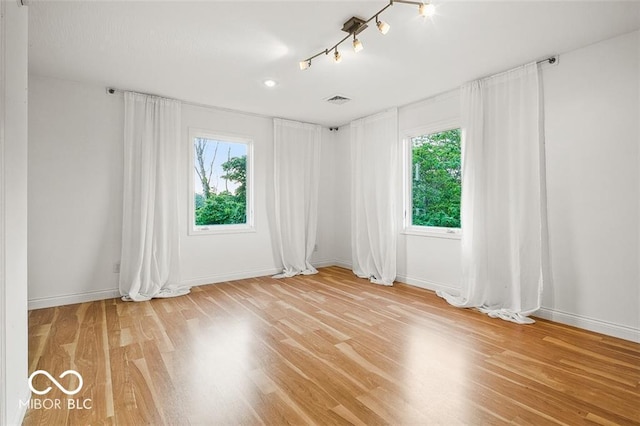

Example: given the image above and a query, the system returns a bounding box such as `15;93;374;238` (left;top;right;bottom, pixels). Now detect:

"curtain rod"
537;56;557;66
473;55;558;83
332;55;559;128
108;55;558;130
105;87;275;121
398;56;557;112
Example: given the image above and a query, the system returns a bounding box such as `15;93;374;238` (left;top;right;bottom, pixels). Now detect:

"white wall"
310;127;339;267
392;31;639;341
178;104;280;285
27;31;639;342
333;92;464;288
1;1;30;423
396;92;462;293
332;127;351;267
28;77;339;305
28;77;124;307
539;31;639;338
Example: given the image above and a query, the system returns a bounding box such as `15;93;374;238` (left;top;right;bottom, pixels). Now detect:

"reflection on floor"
24;266;640;425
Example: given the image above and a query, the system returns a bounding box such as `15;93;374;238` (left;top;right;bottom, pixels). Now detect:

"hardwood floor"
24;266;640;425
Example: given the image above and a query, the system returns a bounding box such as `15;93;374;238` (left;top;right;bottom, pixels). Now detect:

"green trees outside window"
193;137;248;226
411;128;461;228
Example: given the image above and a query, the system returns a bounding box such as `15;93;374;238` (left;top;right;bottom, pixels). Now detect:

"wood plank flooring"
24;266;640;425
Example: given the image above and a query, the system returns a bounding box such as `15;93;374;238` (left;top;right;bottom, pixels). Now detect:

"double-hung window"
189;129;254;235
404;124;462;237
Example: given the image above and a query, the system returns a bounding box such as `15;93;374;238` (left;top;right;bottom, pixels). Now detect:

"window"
404;126;461;236
189;129;253;234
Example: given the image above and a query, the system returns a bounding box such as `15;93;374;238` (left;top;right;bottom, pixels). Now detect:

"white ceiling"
29;1;640;127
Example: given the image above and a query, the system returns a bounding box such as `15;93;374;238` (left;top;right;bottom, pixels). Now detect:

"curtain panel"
350;108;399;286
119;92;188;301
272;118;322;278
437;63;547;324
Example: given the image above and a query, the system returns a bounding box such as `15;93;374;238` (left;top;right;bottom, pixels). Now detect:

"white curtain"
437;63;545;324
119;92;188;301
272;118;322;278
350;109;398;286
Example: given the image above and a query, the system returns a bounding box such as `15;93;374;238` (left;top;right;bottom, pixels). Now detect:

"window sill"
401;227;462;240
189;224;256;236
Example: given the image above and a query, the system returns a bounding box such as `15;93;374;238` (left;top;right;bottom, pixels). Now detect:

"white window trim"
188;128;255;236
402;118;462;239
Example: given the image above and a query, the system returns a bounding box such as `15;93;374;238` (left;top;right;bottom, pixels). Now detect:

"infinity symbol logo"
28;370;84;396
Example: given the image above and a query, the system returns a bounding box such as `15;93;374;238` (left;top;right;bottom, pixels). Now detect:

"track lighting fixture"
299;0;435;70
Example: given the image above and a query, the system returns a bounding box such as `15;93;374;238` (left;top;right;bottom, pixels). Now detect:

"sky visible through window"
193;136;249;227
194;138;246;196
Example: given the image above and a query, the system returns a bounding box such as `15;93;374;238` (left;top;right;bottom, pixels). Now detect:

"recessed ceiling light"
264;79;277;88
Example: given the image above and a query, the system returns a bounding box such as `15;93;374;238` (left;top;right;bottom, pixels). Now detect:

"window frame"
188;128;255;236
402;119;462;239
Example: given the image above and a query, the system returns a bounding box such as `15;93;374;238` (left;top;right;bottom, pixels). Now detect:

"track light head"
353;36;363;53
377;19;390;35
299;60;311;70
333;49;342;63
419;2;435;17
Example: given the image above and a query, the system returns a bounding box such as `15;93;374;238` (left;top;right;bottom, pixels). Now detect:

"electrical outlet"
113;262;120;274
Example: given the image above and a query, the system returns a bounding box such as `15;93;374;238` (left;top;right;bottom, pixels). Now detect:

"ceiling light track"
299;0;434;70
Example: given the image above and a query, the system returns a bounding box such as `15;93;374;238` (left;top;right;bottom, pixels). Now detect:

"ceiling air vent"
325;95;351;105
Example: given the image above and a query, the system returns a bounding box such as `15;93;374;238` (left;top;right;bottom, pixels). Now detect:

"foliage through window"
191;133;252;231
410;128;461;229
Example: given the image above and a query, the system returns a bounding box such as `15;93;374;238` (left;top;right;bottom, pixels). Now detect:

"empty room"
1;0;639;424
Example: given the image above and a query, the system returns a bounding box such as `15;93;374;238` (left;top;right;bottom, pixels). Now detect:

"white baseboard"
534;307;640;343
27;265;332;310
395;274;639;343
323;265;461;296
28;288;120;310
26;263;638;344
28;268;283;309
182;267;281;288
395;273;461;295
311;259;336;269
332;259;352;270
324;265;461;296
186;262;348;287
